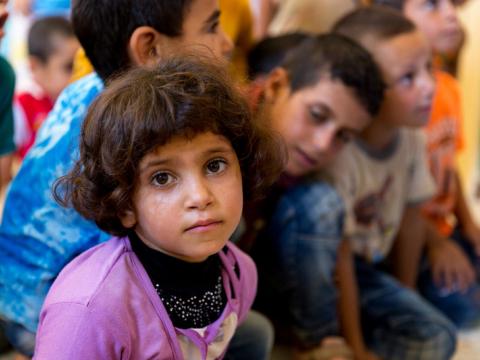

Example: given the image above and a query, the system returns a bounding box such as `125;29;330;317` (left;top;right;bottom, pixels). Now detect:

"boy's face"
31;35;79;101
173;0;233;60
265;70;371;177
121;132;243;263
404;0;463;55
370;30;435;128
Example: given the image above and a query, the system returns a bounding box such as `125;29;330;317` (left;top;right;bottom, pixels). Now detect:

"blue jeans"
0;318;35;357
418;227;480;328
224;310;274;360
254;182;457;359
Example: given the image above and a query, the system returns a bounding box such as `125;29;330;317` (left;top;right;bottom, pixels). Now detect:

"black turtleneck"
129;232;227;329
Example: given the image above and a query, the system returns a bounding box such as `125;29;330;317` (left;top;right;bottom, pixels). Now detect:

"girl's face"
370;30;435;128
404;0;463;55
264;69;371;177
121;132;243;263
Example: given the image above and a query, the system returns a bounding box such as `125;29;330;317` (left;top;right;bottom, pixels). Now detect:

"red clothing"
15;92;53;158
422;71;463;236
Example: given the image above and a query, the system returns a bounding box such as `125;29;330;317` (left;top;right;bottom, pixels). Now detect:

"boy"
14;16;79;158
372;0;480;329
329;6;457;358
0;0;259;358
244;33;385;359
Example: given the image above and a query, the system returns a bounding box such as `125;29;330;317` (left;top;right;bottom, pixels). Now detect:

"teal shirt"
0;56;15;155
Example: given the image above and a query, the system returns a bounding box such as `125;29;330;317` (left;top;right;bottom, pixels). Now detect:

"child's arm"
425;218;475;293
336;239;380;360
453;170;480;255
390;206;427;288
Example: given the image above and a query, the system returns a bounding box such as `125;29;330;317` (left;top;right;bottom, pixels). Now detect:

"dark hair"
28;16;75;63
370;0;404;10
71;0;193;81
333;6;416;44
54;57;284;236
281;33;385;117
247;32;312;79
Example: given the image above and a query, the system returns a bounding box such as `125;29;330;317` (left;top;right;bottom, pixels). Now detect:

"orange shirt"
421;70;463;236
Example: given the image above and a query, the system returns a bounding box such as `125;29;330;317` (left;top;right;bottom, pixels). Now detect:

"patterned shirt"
0;73;110;332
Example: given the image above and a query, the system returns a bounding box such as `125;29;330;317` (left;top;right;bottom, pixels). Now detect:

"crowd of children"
0;0;479;359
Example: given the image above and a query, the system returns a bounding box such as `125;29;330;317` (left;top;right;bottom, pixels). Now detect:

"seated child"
372;0;480;330
34;57;282;359
14;16;78;158
243;33;385;359
0;0;233;357
246;32;311;107
312;6;456;358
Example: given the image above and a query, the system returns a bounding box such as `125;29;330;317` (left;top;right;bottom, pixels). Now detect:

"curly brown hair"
54;57;285;236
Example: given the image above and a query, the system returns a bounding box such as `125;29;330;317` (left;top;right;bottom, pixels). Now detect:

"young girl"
33;57;282;359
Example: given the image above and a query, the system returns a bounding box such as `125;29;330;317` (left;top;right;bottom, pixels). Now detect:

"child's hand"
463;222;480;256
427;238;475;293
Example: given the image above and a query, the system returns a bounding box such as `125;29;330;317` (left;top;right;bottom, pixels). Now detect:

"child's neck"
358;117;400;152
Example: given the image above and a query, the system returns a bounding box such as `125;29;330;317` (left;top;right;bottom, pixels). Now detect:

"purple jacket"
33;237;257;359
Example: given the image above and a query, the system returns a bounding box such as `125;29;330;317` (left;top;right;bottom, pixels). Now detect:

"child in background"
244;33;385;359
246;32;311;107
33;57;282;360
14;16;78;158
322;6;457;358
372;0;480;330
0;0;15;195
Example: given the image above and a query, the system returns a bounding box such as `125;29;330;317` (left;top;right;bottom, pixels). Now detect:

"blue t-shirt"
0;73;110;332
32;0;70;17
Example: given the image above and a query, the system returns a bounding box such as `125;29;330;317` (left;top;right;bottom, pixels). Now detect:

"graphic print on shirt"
353;174;396;260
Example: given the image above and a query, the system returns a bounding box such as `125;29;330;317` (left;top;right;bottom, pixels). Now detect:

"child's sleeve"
406;130;437;205
34;302;126;359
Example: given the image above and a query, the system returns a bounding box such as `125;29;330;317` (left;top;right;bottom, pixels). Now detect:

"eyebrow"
204;9;221;28
141;145;233;170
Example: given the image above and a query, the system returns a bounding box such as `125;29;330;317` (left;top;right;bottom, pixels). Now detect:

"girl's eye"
206;159;227;174
152;172;175;186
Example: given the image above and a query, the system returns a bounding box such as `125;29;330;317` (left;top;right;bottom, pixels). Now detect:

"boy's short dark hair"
370;0;404;10
72;0;193;81
54;57;284;236
247;32;312;80
281;33;385;117
332;6;416;44
28;16;75;63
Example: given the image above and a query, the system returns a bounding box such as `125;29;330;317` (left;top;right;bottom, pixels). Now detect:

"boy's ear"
264;67;290;103
128;26;170;67
120;209;137;229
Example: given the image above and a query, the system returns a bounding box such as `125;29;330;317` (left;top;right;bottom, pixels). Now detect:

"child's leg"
254;183;343;349
355;259;457;360
224;310;274;360
418;227;480;328
0;318;35;358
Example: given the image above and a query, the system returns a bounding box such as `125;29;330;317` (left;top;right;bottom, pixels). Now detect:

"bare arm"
390;206;427;288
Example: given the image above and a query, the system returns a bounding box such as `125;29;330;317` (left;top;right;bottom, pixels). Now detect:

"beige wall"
458;0;480;195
